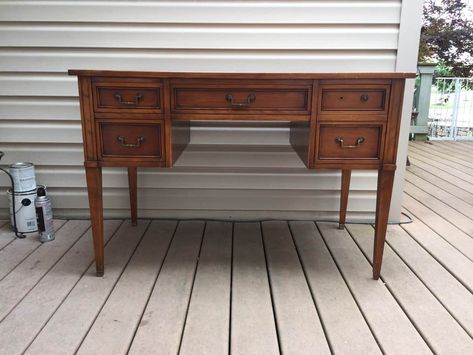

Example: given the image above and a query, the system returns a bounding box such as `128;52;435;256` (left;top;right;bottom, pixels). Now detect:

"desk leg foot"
372;167;395;280
339;169;351;228
85;166;104;277
128;167;138;226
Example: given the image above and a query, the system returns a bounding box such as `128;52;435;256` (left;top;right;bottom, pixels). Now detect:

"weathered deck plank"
128;221;205;355
348;224;473;354
404;182;473;237
406;165;473;205
179;221;232;355
409;151;473;182
411;142;473;168
405;171;473;214
408;156;473;194
0;220;66;280
290;221;381;355
400;209;473;293
385;224;473;338
0;220;121;355
0;220;91;321
403;194;473;261
76;220;177;355
0;220;14;250
410;144;473;176
262;221;331;355
442;141;473;156
317;222;431;354
24;220;149;355
231;222;280;355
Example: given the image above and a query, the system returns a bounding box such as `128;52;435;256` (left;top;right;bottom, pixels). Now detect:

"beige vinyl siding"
0;0;417;221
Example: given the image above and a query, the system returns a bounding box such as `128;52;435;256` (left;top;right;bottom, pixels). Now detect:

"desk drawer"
92;79;163;114
317;124;383;161
319;84;390;116
98;122;164;160
171;80;311;115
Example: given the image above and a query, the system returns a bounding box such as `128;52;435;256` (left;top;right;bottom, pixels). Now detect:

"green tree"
419;0;473;77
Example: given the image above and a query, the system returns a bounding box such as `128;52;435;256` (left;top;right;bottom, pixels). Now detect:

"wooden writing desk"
69;70;414;279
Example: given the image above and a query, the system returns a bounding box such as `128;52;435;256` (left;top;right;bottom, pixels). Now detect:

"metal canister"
7;188;38;233
9;162;36;192
35;187;54;242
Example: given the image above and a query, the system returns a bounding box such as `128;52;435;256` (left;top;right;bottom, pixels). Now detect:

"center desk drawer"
317;124;384;161
97;121;164;160
171;79;312;115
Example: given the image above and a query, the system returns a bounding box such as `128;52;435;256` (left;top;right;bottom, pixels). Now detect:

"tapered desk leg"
339;169;351;229
85;166;104;277
128;167;138;226
372;166;396;280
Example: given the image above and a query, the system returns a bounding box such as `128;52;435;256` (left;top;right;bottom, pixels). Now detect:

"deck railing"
429;77;473;140
412;64;473;141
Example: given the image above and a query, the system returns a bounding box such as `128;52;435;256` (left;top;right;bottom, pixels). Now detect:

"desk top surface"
68;69;415;80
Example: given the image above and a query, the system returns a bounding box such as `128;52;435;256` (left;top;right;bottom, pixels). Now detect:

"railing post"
412;63;436;141
449;78;462;139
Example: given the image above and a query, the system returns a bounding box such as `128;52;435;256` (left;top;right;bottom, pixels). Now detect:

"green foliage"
419;0;473;77
434;61;454;77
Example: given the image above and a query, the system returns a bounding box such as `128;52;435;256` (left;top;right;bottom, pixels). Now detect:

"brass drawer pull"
114;93;143;106
225;93;256;108
335;136;365;149
117;135;144;148
360;94;369;102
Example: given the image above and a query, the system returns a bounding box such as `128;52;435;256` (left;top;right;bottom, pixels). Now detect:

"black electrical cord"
0;151;26;238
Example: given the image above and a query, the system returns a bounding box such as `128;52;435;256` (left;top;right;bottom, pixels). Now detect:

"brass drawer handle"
114;93;143;106
335;136;365;149
117;135;144;148
360;94;369;102
225;93;256;108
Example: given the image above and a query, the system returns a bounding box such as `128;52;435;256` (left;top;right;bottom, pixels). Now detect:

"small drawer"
92;79;163;114
171;80;311;115
319;85;389;115
98;122;164;159
317;124;383;160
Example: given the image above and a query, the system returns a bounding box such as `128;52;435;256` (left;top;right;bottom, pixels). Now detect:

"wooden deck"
1;141;473;354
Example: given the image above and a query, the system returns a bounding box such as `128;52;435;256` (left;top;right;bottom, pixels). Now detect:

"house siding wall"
0;0;420;221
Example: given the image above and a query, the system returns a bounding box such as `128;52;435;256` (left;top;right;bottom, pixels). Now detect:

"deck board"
408;156;473;194
403;194;473;261
0;220;121;355
262;221;330;354
76;220;176;355
317;222;432;354
290;221;381;354
401;208;473;293
385;224;473;338
411;142;473;168
25;220;149;355
0;221;17;250
406;165;473;204
231;222;280;355
179;221;232;355
0;141;472;354
348;223;473;354
405;171;473;215
0;220;67;280
404;182;473;237
128;221;205;355
0;220;91;321
410;144;473;176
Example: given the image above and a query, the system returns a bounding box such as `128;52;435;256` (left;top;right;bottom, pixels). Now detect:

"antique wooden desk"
69;70;414;279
